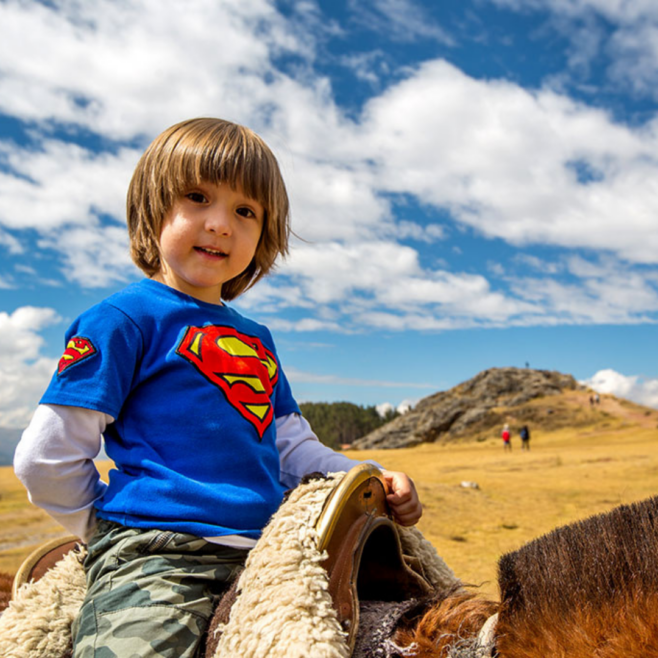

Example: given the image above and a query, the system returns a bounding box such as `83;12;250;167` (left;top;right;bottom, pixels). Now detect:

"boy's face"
153;181;264;304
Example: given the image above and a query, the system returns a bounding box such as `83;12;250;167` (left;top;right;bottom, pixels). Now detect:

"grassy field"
0;461;113;575
1;391;657;601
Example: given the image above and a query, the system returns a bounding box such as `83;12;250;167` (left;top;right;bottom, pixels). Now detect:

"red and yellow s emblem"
176;326;279;439
58;337;97;375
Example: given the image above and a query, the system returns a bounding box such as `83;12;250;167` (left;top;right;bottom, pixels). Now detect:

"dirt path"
561;389;657;430
599;395;657;430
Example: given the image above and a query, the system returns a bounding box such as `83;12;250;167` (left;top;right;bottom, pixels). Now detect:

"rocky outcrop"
352;367;577;450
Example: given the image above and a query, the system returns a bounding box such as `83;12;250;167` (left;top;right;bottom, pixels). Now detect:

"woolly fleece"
212;472;459;658
0;546;86;658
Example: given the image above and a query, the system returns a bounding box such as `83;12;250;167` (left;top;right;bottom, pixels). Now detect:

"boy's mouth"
195;246;227;258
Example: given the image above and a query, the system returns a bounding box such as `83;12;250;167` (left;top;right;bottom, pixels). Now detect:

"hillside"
353;367;623;449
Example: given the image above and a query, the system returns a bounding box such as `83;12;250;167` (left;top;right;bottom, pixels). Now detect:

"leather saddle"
12;535;80;599
12;464;432;655
315;464;432;652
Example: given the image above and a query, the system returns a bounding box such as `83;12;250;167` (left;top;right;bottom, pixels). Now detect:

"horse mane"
496;495;658;657
392;585;498;658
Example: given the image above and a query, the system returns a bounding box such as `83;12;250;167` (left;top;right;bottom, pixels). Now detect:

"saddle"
5;465;457;658
12;535;80;600
315;464;433;648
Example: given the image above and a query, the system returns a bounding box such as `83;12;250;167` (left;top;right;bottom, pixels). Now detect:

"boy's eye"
237;206;256;219
186;192;207;203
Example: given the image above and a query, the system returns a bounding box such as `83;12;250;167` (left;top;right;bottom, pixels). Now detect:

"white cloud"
0;356;57;428
38;225;137;288
285;366;436;389
348;0;455;45
0;0;657;333
489;0;658;22
265;317;346;333
394;221;446;243
0;306;61;364
283;160;390;242
376;402;394;417
0;0;305;139
608;23;658;96
514;255;563;275
256;247;657;333
359;60;658;263
376;399;416;416
270;239;541;329
396;399;415;414
0;140;136;230
0;307;61;428
491;0;658;99
339;50;390;85
0;228;22;255
282;240;420;304
509;255;658;324
582;368;658;408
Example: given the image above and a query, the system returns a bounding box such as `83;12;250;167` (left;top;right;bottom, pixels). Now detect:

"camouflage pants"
72;519;248;658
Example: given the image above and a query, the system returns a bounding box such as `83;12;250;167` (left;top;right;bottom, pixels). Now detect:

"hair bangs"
168;123;281;219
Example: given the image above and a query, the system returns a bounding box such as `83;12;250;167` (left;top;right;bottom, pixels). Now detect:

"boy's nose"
206;207;231;235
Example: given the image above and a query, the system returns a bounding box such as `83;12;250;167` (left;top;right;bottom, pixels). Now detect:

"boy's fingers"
388;498;421;518
381;469;422;526
390;503;423;526
382;470;415;495
386;490;411;505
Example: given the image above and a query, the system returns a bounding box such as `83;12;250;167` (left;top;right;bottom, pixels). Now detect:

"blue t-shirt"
41;279;300;539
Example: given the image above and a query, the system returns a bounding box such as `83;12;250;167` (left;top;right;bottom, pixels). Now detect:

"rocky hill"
352;367;580;450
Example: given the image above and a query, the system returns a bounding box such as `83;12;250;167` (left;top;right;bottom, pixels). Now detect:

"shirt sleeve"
14;404;112;542
275;413;381;488
40;302;143;419
258;325;300;420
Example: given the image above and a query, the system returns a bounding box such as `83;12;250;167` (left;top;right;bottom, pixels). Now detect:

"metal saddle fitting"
315;464;433;654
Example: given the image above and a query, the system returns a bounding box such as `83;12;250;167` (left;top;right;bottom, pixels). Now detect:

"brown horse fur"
0;571;13;612
203;569;243;658
392;585;498;658
496;495;658;658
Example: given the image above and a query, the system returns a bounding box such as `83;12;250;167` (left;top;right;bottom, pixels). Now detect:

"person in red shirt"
502;423;512;451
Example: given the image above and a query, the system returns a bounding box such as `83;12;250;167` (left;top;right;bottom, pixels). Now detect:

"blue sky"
1;0;657;428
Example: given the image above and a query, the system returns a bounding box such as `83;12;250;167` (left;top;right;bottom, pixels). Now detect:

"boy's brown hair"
127;118;290;301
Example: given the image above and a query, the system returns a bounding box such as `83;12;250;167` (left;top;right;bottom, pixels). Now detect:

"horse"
393;493;658;657
2;465;658;657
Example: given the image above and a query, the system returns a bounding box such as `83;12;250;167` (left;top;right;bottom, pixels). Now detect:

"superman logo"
58;337;97;375
176;325;279;439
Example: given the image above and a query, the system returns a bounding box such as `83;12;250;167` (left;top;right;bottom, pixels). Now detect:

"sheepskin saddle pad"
0;464;459;658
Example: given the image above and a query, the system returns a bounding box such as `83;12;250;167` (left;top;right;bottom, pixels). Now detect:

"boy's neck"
149;273;224;306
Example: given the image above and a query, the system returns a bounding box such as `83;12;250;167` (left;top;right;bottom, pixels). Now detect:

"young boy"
14;118;422;657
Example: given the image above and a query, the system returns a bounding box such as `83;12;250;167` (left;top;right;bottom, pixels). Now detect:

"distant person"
502;423;512;452
13;118;423;657
520;425;530;451
589;395;594;407
594;393;600;405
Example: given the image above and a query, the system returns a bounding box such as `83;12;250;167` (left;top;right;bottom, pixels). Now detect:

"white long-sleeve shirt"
14;404;372;546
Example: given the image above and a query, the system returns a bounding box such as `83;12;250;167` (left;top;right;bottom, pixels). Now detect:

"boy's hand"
381;470;422;526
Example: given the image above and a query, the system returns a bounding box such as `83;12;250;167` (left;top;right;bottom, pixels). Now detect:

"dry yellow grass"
0;461;113;574
1;391;656;602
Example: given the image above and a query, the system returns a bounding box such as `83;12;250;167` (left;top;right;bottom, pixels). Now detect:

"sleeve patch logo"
176;325;279;439
58;337;98;375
